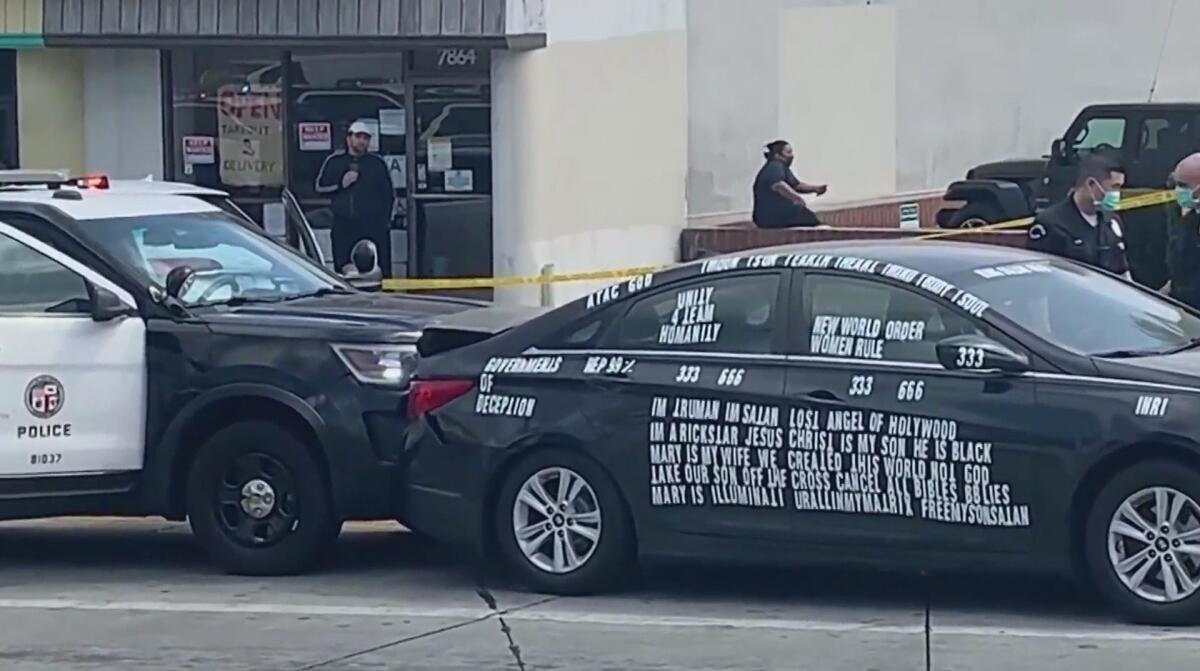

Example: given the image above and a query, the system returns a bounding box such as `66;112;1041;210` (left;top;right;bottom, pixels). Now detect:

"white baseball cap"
348;120;372;136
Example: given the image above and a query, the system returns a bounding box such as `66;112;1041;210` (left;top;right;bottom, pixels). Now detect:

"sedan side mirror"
936;334;1029;374
89;285;135;322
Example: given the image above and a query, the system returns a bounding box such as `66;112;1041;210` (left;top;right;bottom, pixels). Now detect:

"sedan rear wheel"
1086;460;1200;624
513;466;603;574
495;449;633;594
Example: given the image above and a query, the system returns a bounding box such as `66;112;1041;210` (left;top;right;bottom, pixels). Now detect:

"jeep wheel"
947;202;1003;229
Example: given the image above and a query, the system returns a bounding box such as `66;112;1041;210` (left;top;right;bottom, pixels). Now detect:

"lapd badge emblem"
25;375;64;419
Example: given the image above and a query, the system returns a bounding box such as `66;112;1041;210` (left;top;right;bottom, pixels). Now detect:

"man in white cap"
315;120;395;276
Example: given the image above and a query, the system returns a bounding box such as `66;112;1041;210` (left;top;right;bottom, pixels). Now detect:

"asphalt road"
0;519;1196;671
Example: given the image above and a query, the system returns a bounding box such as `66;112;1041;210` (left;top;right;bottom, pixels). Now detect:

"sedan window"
611;273;782;353
799;273;985;363
955;259;1200;357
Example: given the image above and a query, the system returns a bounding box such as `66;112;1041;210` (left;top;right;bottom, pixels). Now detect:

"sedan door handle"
801;390;844;405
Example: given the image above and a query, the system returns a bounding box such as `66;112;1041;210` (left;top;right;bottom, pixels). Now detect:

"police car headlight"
332;344;418;388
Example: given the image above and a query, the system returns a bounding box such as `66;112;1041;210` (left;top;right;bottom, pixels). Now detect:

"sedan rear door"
572;269;795;543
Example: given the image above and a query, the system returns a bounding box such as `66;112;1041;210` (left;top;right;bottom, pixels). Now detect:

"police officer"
1167;153;1200;308
1027;153;1131;279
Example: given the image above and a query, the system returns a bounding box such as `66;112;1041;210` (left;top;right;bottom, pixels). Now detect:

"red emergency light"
75;174;110;189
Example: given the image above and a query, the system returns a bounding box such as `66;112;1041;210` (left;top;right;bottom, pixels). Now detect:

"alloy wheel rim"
512;466;602;574
1108;486;1200;603
217;452;299;548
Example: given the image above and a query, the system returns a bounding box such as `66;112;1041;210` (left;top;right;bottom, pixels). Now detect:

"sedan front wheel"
1086;460;1200;625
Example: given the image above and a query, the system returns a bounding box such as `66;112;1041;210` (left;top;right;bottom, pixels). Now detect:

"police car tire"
494;449;635;595
1084;460;1200;625
186;421;337;577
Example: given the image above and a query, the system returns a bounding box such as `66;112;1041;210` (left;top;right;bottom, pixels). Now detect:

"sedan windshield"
75;211;347;307
954;258;1200;357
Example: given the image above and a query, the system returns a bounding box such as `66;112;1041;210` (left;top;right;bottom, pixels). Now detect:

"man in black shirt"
315;120;396;277
752;140;828;228
1027;153;1131;279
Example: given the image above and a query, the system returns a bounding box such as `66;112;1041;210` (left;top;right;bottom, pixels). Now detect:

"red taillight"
76;174;109;189
407;379;474;420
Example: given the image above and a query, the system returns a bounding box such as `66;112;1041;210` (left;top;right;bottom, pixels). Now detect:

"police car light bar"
0;169;75;189
75;174;110;189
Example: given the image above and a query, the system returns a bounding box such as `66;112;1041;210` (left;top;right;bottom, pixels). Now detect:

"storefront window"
163;48;494;282
0;50;17;169
169;49;286;221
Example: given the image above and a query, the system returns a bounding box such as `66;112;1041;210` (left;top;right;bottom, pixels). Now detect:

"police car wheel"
1085;460;1200;625
494;449;635;595
186;420;337;576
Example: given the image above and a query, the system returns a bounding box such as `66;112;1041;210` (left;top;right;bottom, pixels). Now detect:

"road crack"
290;596;557;670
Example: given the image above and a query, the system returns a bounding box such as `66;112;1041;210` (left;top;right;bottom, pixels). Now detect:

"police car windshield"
76;211;344;307
953;259;1200;357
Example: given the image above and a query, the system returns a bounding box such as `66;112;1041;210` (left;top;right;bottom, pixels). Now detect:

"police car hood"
197;292;487;343
1094;349;1200;388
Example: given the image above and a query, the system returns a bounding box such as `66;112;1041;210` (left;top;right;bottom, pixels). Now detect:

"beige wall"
17;49;85;175
492;23;687;305
778;5;897;204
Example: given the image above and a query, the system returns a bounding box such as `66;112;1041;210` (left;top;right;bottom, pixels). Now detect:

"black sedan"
401;240;1200;625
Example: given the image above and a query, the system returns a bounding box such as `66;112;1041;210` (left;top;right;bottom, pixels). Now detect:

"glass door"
287;51;408;278
410;82;493;299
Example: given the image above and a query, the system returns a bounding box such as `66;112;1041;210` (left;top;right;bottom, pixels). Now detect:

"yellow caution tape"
916;189;1176;240
385;190;1180;291
383;265;667;291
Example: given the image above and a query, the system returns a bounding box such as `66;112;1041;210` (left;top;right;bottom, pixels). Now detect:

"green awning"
0;34;44;48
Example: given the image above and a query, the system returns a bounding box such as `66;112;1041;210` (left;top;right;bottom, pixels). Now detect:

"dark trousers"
755;204;823;229
332;220;393;278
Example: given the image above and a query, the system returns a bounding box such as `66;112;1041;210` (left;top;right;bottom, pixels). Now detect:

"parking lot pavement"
0;519;1197;670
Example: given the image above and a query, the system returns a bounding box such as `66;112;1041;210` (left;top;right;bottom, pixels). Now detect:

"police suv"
0;171;478;575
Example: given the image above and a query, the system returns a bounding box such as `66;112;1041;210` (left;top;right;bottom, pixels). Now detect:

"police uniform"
1026;196;1129;276
1167;206;1200;308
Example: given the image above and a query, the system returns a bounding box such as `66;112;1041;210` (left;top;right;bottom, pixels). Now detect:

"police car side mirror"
89;285;135;322
936;334;1029;374
165;265;197;300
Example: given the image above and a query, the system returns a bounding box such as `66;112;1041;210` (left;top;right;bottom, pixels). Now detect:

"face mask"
1099;190;1121;213
1177;186;1198;210
1089;180;1120;212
